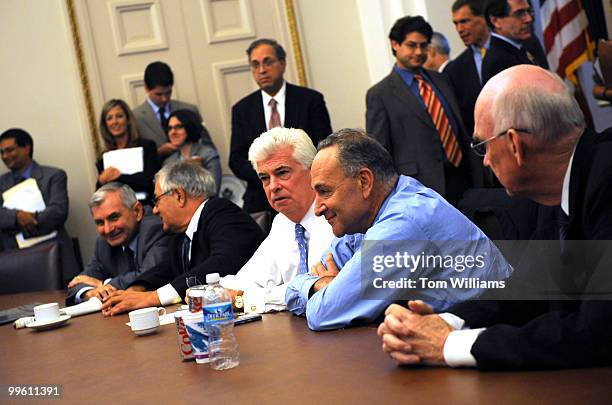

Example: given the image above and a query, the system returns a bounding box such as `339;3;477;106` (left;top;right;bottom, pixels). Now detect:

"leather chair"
0;241;62;294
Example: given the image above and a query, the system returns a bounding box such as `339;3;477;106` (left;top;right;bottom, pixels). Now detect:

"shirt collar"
261;81;286;106
295;201;318;240
491;32;522;49
185;199;208;241
561;139;580;216
470;34;491;54
124;232;139;254
146;97;169;114
393;64;423;86
13;161;34;181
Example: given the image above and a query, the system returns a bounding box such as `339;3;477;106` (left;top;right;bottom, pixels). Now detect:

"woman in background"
96;99;160;201
164;109;221;194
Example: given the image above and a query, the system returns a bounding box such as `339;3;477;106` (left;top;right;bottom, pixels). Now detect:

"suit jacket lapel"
189;201;211;268
138;104;165;140
30;161;44;185
388;71;436;131
284;83;298;127
250;91;267;135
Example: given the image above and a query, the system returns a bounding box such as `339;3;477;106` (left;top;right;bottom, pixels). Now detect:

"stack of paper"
1;178;56;248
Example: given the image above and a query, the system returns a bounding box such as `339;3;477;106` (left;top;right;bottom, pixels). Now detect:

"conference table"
1;291;611;404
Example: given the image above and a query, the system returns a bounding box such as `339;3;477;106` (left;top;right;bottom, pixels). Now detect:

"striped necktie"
414;73;462;167
294;224;308;274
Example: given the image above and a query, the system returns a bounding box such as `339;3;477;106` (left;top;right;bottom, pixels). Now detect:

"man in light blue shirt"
285;129;512;331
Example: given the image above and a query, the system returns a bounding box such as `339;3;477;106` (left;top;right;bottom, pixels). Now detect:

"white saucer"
26;314;71;331
133;326;159;336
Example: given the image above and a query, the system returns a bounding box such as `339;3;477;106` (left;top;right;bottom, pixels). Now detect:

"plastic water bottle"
202;273;240;370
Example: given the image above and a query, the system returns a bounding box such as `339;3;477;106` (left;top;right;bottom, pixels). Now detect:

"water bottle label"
203;302;234;324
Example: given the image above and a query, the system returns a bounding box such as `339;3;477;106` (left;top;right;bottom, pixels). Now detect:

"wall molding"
66;0;101;157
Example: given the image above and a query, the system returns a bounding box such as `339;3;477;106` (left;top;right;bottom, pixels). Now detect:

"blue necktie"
295;224;308;274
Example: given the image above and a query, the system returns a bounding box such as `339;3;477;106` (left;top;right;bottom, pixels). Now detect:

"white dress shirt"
157;200;208;305
220;202;334;313
261;81;286;130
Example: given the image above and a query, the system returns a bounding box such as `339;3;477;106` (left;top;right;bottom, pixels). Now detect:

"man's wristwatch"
233;294;244;311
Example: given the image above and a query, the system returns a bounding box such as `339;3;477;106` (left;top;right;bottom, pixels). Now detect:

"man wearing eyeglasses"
378;65;612;370
481;0;548;84
100;161;264;315
366;16;483;206
229;38;332;219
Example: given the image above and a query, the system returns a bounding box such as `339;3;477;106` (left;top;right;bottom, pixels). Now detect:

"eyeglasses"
405;41;429;51
167;124;184;131
470;128;530;156
250;58;279;70
0;146;18;155
509;7;534;19
151;190;173;207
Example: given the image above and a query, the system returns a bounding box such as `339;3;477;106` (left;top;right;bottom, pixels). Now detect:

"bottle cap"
206;273;220;284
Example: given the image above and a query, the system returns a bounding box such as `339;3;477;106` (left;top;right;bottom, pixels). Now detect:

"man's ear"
134;201;144;221
391;40;401;53
489;16;500;31
507;129;524;167
175;187;188;207
357;168;375;199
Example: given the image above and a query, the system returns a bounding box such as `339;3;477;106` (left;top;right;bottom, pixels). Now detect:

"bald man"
377;65;612;370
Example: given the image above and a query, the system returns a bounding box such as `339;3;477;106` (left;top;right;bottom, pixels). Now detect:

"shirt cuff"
75;286;94;303
443;328;485;367
243;289;265;314
103;278;112;285
157;284;182;306
438;312;466;330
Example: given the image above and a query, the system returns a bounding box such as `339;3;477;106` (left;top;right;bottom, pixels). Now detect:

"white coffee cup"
33;303;60;323
129;307;166;335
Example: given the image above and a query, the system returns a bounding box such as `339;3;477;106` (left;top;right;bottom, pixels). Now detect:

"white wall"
295;0;372;129
0;0;98;262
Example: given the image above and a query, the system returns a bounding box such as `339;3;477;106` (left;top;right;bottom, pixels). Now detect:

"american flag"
539;0;594;82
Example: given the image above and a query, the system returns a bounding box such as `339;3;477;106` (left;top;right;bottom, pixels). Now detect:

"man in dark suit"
377;65;612;370
65;183;169;305
445;0;490;137
101;161;264;315
0;129;68;249
133;61;205;158
366;16;482;205
0;128;78;282
229;38;332;215
482;0;548;84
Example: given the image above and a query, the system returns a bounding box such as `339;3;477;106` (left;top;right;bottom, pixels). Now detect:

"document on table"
102;147;143;174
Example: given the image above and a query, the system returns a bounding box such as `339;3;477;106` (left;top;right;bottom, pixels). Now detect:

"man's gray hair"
248;127;318;172
155;161;216;199
431;32;450;55
491;71;585;145
89;182;138;210
318;128;397;186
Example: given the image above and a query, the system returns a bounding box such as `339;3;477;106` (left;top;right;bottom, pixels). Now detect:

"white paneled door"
79;0;298;172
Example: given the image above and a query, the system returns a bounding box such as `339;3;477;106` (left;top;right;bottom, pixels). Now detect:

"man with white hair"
221;127;335;313
378;65;612;370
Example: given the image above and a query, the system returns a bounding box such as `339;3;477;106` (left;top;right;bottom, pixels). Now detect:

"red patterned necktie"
268;98;281;129
414;74;462;167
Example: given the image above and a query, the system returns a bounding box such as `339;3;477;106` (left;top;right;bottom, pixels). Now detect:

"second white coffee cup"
129;307;166;335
